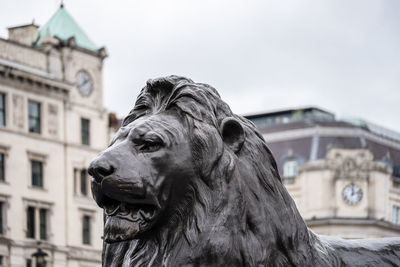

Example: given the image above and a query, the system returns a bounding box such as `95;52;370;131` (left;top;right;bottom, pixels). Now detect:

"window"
26;206;35;238
0;154;4;182
28;100;41;134
26;206;48;240
74;168;89;197
0;202;3;235
82;215;91;245
394;166;400;178
283;160;298;178
26;259;32;267
81;118;90;145
0;93;5;126
0;197;8;237
28;152;46;188
39;209;47;240
80;169;88;196
282;160;299;185
392;205;400;224
31;160;43;187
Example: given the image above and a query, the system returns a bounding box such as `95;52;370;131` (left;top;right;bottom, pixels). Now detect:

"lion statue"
89;76;400;266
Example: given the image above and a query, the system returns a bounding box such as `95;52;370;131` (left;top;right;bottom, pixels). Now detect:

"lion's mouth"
103;200;159;243
104;201;157;220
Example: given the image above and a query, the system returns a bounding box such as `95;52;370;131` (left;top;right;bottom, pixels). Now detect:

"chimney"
108;112;121;131
8;23;39;46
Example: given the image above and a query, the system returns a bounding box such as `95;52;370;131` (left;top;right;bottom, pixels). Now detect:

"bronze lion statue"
89;76;400;266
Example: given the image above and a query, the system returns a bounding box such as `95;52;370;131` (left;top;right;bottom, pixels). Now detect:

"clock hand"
81;79;90;88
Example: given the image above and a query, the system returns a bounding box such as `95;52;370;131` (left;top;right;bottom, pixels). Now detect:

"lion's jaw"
102;200;161;243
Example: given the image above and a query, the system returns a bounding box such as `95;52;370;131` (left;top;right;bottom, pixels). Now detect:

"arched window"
282;160;299;185
283;160;298;177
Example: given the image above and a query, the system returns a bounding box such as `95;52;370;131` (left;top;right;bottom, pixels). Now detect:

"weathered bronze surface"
89;76;400;266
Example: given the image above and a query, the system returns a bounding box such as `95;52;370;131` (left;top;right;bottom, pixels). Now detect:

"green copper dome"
36;5;98;51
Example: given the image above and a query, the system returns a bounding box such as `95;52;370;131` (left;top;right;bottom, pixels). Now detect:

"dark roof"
256;120;358;134
245;106;334;120
257;120;400;177
244;107;400;176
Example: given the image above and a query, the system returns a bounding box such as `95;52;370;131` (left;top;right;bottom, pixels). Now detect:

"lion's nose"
88;157;115;183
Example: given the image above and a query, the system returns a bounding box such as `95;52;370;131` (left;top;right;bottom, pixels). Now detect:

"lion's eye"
138;140;162;152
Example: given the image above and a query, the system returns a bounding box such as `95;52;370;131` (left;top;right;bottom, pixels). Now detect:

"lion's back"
319;235;400;266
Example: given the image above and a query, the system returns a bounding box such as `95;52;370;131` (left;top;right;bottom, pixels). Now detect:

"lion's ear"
220;117;245;154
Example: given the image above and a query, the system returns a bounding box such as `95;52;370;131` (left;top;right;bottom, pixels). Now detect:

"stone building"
246;107;400;239
0;5;109;267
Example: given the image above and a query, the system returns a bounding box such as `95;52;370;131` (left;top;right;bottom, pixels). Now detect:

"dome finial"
60;0;64;8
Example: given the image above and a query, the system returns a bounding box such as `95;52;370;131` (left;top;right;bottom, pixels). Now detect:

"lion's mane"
102;76;333;266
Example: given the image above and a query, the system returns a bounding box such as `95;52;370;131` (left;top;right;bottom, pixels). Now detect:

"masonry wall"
0;35;107;266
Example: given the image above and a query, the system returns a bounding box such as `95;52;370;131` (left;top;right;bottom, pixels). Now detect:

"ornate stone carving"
326;148;371;181
12;94;24;130
89;76;400;266
47;103;58;137
68;247;102;262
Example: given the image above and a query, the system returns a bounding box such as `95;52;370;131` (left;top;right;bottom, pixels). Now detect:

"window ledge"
24;237;51;243
74;195;97;206
28;132;42;136
74;194;91;199
74;194;93;201
28;186;47;192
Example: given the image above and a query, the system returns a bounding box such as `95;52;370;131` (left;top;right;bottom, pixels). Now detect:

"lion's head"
89;76;314;266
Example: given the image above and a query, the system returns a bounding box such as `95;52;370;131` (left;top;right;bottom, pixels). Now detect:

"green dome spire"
36;5;98;51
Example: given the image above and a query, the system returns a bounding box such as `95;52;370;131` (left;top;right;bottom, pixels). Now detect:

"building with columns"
0;5;109;267
246;107;400;239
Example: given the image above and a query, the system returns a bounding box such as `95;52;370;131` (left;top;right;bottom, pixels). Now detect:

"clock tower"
330;149;371;218
0;3;109;265
296;147;393;238
36;4;107;110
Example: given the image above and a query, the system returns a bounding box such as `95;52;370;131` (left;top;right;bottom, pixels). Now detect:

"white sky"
1;0;399;132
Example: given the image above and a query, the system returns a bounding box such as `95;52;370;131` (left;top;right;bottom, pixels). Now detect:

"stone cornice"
67;246;102;262
0;126;105;153
0;61;71;98
0;37;46;55
300;149;393;176
306;217;400;232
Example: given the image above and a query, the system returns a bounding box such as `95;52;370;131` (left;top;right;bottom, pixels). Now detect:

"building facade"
246;107;400;239
0;5;108;267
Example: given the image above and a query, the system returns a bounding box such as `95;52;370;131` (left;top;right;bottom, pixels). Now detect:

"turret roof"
36;5;98;51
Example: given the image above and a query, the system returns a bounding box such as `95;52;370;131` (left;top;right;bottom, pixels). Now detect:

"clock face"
343;183;363;205
76;70;92;96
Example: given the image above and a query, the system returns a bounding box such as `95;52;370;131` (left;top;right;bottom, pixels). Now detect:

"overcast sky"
1;0;399;132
